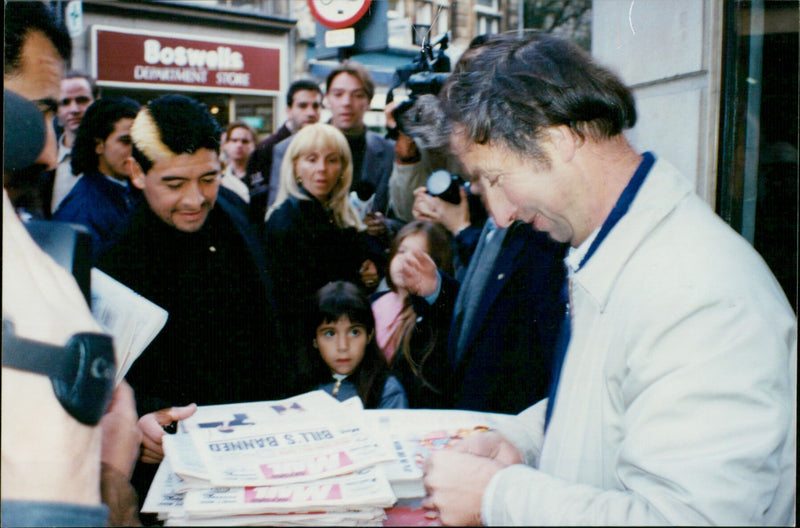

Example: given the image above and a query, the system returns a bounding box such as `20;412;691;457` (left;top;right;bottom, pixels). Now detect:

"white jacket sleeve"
482;292;796;526
388;149;432;222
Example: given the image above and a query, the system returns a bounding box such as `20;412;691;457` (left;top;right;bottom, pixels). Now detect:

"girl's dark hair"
385;221;452;390
305;281;389;409
71;96;141;176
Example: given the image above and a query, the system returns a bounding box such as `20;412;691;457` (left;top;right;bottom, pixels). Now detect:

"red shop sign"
92;27;281;94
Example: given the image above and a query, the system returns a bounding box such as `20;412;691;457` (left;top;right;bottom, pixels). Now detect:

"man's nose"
489;198;516;228
182;181;205;208
36;121;58;170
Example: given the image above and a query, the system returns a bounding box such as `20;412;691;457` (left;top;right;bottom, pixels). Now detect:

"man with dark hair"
3;2;72;77
220;120;256;206
422;33;796;526
53;96;141;261
44;70;99;216
96;94;290;504
3;0;71;216
245;79;321;220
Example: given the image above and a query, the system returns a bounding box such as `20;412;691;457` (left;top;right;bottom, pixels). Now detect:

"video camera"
386;31;451;139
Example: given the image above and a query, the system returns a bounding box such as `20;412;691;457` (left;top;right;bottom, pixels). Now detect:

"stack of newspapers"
143;390;519;526
142;391;398;526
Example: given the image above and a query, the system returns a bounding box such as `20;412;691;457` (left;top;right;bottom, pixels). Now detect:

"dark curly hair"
71;96;141;176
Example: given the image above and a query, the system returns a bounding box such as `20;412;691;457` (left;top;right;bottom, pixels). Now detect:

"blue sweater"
319;375;408;409
53;171;140;262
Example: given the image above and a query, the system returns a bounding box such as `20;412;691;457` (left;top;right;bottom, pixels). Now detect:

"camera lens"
426;170;462;204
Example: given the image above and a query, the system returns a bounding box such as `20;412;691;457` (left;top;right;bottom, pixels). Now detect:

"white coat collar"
570;157;694;312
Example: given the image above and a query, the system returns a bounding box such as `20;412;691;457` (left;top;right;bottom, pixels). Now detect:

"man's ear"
128;158;146;190
312;338;318;349
94;138;105;156
548;125;578;163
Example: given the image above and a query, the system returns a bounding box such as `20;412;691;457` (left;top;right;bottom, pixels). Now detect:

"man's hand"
384;100;400;130
359;259;380;290
422;450;509;526
395;133;421;164
450;430;523;465
364;211;389;238
412;186;470;235
100;380;142;479
138;404;197;464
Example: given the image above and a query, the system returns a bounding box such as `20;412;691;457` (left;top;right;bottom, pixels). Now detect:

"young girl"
305;281;408;409
371;220;459;409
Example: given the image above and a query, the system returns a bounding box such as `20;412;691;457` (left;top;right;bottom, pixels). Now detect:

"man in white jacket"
421;32;796;526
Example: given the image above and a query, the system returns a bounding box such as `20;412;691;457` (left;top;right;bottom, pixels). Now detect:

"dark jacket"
372;272;460;409
448;222;567;414
97;194;289;416
264;193;378;353
52;171;140;262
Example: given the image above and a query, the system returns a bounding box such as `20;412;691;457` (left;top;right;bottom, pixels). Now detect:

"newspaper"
164;509;387;527
143;393;520;525
367;409;519;498
90;267;168;384
143;459;393;523
182;467;396;517
141;457;186;518
166;392;395;487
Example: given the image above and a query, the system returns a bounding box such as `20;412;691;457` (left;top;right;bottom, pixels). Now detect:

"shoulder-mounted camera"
387;32;451;139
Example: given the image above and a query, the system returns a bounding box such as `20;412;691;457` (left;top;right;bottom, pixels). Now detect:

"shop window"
235;96;276;140
718;0;798;310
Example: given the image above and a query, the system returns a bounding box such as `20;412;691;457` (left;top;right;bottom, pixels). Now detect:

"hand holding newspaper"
142;391;517;525
144;391;398;525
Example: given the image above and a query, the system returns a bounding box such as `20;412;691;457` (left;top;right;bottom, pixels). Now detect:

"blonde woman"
264;123;382;356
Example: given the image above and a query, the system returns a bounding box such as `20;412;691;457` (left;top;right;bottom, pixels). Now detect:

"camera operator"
385;32;452;224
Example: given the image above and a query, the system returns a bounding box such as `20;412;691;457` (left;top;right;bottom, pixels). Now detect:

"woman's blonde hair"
266;123;364;229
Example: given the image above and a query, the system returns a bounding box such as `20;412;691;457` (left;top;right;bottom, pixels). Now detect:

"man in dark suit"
413;183;566;414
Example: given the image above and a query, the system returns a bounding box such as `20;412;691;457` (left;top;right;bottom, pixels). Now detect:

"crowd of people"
3;2;796;527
